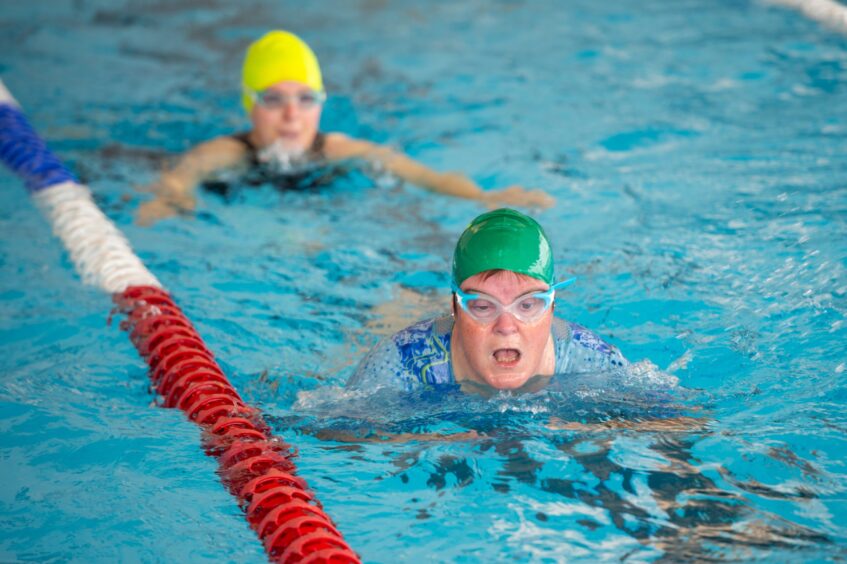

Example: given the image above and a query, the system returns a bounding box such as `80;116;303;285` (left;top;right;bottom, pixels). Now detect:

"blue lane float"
0;94;77;192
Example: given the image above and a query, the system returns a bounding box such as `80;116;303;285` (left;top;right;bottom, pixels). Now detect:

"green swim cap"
242;30;324;112
452;208;554;286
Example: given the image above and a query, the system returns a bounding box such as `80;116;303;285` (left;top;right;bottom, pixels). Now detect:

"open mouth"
493;348;521;367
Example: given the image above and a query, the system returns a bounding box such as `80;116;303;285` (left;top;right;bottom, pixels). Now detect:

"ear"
451;293;458;317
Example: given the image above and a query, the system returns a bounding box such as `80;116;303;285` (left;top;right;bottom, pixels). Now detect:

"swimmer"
347;208;629;394
137;30;554;225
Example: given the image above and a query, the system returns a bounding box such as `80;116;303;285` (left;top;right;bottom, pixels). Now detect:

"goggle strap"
552;277;577;291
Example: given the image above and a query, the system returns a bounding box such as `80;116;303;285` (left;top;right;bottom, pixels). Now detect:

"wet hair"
475;269;539;284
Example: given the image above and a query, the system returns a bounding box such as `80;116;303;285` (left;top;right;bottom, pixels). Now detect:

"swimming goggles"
245;87;327;110
451;277;576;324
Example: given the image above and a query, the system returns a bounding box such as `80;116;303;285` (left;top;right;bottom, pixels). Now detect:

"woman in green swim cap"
137;30;554;225
348;209;629;393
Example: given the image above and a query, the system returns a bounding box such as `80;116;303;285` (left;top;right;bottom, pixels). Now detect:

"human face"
249;81;323;152
451;270;556;390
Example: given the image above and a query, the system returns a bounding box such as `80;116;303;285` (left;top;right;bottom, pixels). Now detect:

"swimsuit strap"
308;132;326;158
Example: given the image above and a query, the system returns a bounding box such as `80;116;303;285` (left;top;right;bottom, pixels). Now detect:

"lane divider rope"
0;79;359;564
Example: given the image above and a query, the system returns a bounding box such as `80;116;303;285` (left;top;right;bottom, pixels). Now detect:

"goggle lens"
465;296;548;322
453;278;575;324
248;88;326;109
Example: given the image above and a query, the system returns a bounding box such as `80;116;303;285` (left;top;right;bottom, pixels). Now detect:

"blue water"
2;0;846;561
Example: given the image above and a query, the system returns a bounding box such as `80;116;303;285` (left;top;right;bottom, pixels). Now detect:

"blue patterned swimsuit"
347;316;628;391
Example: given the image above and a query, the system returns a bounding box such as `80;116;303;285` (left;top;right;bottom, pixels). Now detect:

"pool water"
1;0;846;561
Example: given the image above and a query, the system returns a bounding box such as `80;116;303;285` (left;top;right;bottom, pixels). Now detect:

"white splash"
256;140;308;173
765;0;847;35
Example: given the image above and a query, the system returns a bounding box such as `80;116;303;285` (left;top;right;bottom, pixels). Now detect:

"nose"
282;99;300;120
492;311;519;336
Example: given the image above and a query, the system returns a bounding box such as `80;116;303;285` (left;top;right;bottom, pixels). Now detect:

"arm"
323;133;554;208
314;427;481;444
547;415;708;433
136;136;248;226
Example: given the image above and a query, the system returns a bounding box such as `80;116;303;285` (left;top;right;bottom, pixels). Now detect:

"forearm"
419;171;486;200
136;137;246;226
548;416;708;433
380;153;487;201
154;137;246;202
323;133;554;207
374;150;550;207
314;427;481;444
324;135;482;198
153;168;198;204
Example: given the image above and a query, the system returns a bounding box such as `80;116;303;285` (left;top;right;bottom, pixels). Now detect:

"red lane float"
115;285;360;564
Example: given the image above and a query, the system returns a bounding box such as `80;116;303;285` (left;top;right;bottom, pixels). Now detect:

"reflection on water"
357;425;830;560
364;286;445;338
285;371;837;561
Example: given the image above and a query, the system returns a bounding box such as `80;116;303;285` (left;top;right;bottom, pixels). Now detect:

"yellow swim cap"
241;30;324;112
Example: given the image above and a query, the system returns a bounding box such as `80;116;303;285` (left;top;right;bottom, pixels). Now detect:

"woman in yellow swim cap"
137;30;554;225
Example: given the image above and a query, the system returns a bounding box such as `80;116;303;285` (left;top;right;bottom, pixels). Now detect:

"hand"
135;182;195;226
136;198;180;226
482;185;555;209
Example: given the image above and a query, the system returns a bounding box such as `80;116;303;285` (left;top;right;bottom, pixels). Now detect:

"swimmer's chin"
486;375;532;390
459;373;550;397
479;369;537;391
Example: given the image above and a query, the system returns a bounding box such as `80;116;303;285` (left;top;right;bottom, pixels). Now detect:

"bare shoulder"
179;135;249;169
322;132;378;160
193;135;247;156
